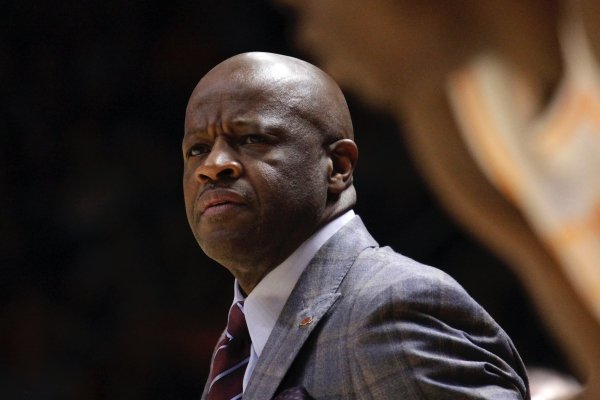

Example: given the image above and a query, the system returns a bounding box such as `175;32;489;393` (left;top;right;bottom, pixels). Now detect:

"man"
183;52;530;399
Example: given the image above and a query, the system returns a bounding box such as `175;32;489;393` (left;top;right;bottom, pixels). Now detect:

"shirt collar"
233;209;355;358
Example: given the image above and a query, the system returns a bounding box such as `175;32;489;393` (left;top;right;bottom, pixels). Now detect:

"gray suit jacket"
203;217;530;399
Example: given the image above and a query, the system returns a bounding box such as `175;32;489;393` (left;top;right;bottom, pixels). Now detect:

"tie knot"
227;301;249;344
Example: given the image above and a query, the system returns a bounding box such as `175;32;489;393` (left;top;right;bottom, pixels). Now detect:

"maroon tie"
207;301;251;400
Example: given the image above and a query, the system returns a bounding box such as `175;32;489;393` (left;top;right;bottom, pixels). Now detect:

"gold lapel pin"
299;316;313;327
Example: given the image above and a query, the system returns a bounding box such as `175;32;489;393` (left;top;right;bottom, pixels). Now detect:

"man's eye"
187;144;210;157
241;135;266;145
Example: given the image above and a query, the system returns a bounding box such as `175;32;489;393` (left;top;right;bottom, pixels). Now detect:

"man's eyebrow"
229;117;254;129
229;117;287;135
183;117;281;141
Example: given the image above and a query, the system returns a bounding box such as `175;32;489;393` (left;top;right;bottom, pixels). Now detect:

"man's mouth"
198;189;246;215
204;200;236;212
207;200;229;208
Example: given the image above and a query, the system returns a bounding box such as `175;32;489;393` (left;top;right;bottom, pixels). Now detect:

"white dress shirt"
232;210;355;391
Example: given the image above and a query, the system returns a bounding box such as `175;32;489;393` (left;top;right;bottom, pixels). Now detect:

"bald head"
187;52;354;142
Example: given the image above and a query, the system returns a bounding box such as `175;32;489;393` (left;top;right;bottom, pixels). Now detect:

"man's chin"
197;226;258;261
195;207;253;233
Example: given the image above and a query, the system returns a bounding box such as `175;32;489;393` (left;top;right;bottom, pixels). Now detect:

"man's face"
182;69;330;281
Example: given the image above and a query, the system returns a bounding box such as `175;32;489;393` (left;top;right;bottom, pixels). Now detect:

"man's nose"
196;139;243;183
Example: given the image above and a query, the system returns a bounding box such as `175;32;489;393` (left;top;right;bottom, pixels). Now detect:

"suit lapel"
243;217;377;399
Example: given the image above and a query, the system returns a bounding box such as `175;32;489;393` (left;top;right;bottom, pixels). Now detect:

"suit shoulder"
340;246;499;329
347;245;466;296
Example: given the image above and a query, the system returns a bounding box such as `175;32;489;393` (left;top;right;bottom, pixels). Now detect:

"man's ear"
327;139;358;194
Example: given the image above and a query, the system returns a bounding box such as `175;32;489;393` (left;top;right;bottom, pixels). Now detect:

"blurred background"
1;0;570;398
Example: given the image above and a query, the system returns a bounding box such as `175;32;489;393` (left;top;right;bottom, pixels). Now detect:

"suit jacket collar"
243;216;378;399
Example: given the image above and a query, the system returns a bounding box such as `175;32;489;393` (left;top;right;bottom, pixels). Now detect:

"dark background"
1;1;568;399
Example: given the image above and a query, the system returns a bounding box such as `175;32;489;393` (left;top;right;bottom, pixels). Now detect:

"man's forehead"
184;85;297;135
187;72;314;122
194;70;308;102
187;83;294;119
192;81;276;102
185;52;354;140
